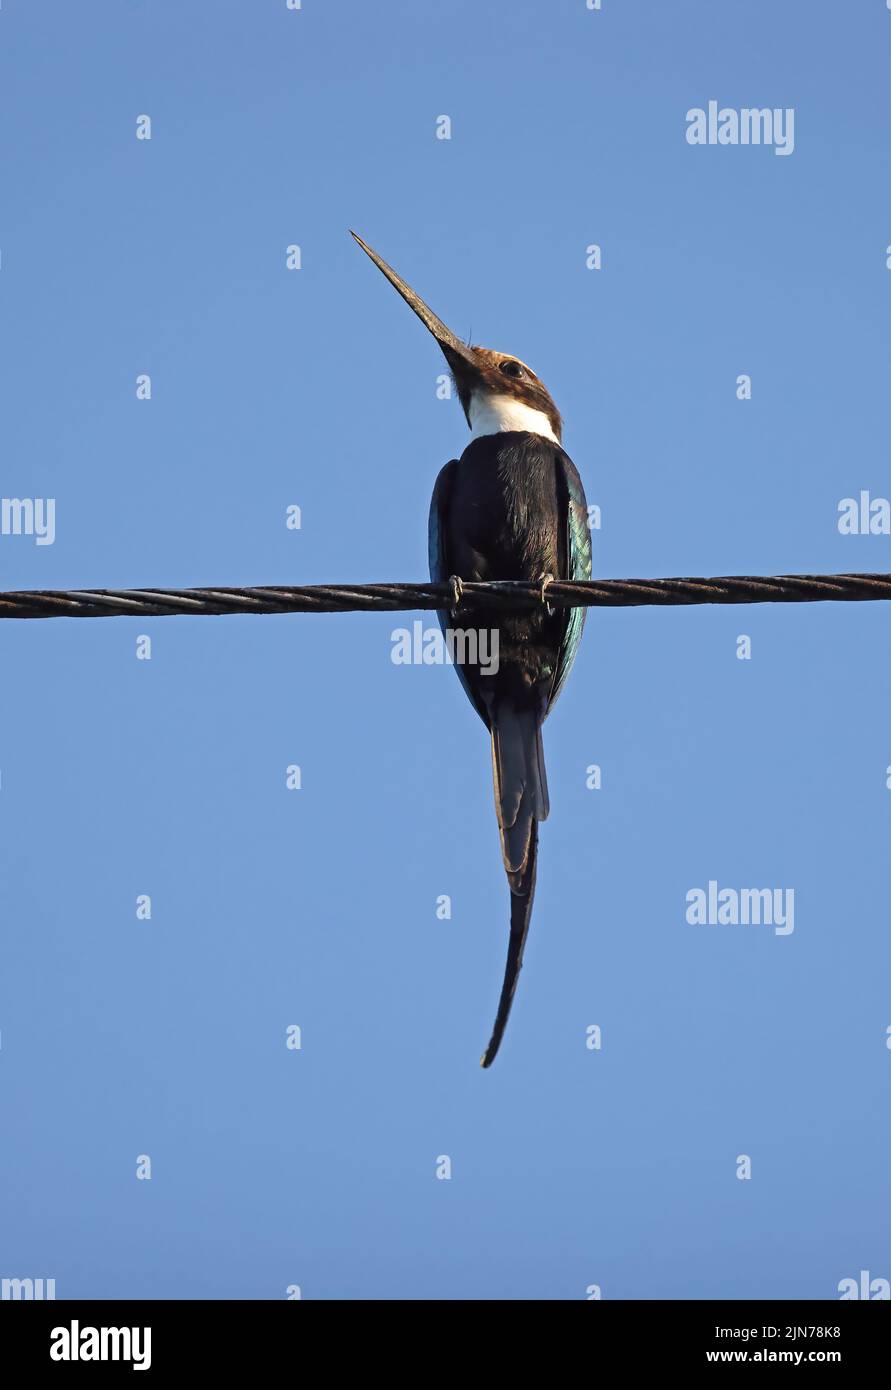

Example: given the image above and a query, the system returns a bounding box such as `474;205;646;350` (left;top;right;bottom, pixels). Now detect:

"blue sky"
1;0;889;1299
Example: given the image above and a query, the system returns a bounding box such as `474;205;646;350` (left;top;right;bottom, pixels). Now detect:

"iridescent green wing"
547;448;592;714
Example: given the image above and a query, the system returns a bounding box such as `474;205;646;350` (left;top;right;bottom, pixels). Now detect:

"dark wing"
546;447;592;715
428;459;490;726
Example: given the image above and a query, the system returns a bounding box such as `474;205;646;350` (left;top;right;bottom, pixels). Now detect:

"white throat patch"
467;392;558;444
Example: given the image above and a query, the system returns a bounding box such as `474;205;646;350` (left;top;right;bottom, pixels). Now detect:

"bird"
352;231;592;1067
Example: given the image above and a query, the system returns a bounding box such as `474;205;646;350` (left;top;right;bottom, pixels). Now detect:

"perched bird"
352;232;591;1066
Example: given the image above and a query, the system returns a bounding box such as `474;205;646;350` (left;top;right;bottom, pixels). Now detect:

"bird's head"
351;232;562;445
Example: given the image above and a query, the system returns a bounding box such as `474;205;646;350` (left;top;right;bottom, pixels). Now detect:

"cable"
2;573;891;620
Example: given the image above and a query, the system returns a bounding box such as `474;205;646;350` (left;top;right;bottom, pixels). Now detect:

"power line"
1;573;891;620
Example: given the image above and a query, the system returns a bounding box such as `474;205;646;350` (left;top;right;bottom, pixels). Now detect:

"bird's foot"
448;574;465;619
538;572;555;616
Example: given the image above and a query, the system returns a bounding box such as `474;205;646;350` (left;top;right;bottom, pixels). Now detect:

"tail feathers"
482;703;547;1067
480;822;538;1068
490;707;549;882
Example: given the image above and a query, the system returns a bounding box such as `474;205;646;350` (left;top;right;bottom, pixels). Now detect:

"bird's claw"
539;573;555;616
449;574;464;618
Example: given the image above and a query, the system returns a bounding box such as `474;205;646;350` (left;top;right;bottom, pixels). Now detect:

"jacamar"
353;232;591;1066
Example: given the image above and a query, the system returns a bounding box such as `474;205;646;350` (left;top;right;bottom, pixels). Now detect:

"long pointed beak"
350;231;477;371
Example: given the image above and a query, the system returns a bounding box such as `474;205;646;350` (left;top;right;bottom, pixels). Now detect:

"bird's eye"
499;359;524;379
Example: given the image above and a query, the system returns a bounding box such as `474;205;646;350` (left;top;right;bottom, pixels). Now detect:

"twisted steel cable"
1;573;890;619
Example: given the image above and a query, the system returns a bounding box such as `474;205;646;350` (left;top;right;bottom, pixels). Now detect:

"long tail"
481;706;549;1068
